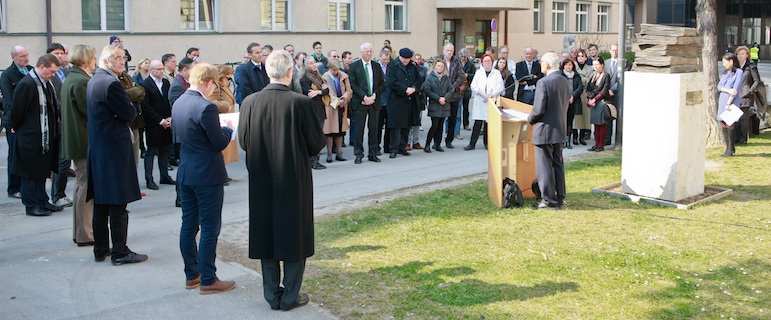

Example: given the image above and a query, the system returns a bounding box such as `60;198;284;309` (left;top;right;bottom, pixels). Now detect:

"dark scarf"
304;68;324;89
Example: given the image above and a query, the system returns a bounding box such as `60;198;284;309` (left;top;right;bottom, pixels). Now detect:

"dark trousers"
51;154;70;202
180;183;224;287
389;127;409;153
444;101;459;144
261;259;306;310
138;128;146;153
426;117;445;146
378;107;390;153
468;120;488;148
144;144;171;182
348;115;357;145
21;177;49;210
6;132;21;195
534;143;566;207
169;142;181;162
353;107;380;157
735;106;751;144
520;90;536;105
462;95;471;127
93;203;130;259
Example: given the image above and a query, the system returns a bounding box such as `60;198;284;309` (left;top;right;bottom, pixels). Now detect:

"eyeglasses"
152;68;164;71
226;77;233;81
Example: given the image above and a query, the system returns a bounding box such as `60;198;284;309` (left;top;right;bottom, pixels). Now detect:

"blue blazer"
235;61;269;103
171;89;233;187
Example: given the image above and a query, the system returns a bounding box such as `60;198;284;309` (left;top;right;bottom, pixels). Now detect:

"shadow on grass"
645;258;770;319
314;244;386;260
374;261;580;307
732;153;771;158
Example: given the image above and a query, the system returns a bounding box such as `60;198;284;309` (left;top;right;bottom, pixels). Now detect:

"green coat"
61;66;91;160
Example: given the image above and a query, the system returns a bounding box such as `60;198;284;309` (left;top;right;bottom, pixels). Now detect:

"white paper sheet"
718;105;743;126
219;112;239;140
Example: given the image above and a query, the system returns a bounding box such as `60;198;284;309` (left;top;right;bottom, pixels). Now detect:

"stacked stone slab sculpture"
632;23;702;73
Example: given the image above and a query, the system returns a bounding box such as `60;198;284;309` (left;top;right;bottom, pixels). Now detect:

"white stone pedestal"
621;72;706;202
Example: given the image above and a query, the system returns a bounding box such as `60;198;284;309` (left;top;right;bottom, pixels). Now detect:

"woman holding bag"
301;56;330;169
321;59;352;162
585;57;611;152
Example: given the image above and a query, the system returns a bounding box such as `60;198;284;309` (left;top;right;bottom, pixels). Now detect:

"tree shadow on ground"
645;258;771;319
373;261;580;307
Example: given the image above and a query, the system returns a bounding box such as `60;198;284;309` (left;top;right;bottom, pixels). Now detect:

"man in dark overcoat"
238;50;325;311
386;48;424;158
1;45;32;199
527;52;571;210
348;43;386;164
10;54;62;216
140;60;175;190
86;44;147;265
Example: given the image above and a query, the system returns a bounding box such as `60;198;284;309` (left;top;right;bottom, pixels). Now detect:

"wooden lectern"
487;97;537;207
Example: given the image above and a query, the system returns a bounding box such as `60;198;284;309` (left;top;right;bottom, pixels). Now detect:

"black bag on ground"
531;179;541;201
502;178;525;208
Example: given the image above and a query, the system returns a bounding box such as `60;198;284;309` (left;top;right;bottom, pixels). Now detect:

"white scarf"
564;70;575;79
28;69;54;153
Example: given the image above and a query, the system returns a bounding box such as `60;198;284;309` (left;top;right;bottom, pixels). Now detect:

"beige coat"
208;82;239;164
321;71;352;134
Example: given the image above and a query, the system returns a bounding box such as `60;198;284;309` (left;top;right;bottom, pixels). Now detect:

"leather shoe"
95;253;110;262
9;192;22;199
175;199;182;207
282;293;310;311
532;202;561;210
389;152;397;158
595;146;604;152
335;155;347;161
587;146;597;151
46;203;64;212
169;158;180;166
412;143;424;150
26;207;52;217
77;241;95;247
112;252;148;266
159;177;176;185
424;146;432;153
445;142;454;149
399;150;410;156
67;168;77;177
433;145;445;152
200;280;236;295
312;163;327;170
147;180;159;190
368;155;381;162
354;156;363;164
185;276;201;290
405;144;412;151
375;150;382;156
464;145;475;151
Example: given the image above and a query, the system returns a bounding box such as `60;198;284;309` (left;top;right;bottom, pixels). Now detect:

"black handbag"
502;178;525;208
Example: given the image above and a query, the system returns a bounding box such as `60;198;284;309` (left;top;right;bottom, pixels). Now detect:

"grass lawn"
303;132;771;319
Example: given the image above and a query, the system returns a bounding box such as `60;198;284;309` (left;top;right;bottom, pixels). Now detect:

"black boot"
721;128;734;157
572;129;579;145
579;129;588;145
565;134;573;149
424;141;432;153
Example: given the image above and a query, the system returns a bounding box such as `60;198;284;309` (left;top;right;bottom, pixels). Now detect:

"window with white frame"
261;0;289;31
82;0;126;31
597;4;610;32
0;1;4;32
575;3;589;33
533;0;542;32
552;1;566;33
385;0;405;31
180;0;215;31
328;0;352;31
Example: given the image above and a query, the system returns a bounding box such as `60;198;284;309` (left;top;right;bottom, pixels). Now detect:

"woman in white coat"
464;54;504;150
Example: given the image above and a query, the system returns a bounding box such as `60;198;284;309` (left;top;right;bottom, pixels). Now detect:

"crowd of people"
0;36;639;309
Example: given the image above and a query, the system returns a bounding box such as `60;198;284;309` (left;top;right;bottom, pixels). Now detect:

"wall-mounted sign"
491;19;498;32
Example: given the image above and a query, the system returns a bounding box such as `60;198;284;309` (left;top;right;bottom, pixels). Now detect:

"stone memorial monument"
621;24;706;202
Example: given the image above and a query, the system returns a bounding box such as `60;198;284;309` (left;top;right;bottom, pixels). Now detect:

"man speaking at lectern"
527;52;570;210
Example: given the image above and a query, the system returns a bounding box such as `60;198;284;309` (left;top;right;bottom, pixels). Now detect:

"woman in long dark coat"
560;59;583;150
300;57;330;170
585;57;611;152
420;59;453;152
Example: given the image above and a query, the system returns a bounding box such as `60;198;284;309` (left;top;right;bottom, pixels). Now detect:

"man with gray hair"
349;43;386;163
527;52;570;210
515;46;543;104
1;45;33;199
239;50;325;311
87;44;147;264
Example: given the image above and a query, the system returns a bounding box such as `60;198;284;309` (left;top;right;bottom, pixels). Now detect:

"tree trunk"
697;0;722;147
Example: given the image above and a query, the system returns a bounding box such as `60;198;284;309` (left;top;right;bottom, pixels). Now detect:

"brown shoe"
405;144;412;151
412;143;424;150
185;276;201;290
200;280;236;295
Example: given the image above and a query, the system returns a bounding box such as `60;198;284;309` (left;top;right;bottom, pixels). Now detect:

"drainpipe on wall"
616;0;626;147
504;11;508;45
46;0;53;45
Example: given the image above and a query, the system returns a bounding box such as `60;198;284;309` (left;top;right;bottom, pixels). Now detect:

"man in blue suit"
172;63;236;295
86;44;147;265
235;42;269;103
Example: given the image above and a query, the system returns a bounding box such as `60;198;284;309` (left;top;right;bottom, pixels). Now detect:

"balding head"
11;45;29;68
443;43;455;60
149;60;164;80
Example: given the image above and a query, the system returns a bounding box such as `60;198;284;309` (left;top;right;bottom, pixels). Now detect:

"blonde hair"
188;63;218;86
216;64;234;80
69;44;96;67
735;45;751;56
133;58;150;76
